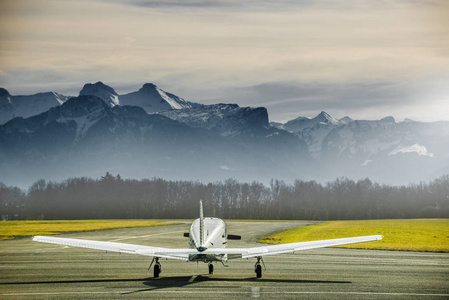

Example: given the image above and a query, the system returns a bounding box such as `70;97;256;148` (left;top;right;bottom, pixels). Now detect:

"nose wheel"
255;263;262;278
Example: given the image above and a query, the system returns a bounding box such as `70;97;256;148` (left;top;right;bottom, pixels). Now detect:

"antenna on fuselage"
199;200;204;248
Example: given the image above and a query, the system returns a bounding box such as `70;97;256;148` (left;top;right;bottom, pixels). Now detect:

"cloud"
114;0;446;11
1;0;448;123
231;81;410;107
109;0;320;11
129;0;234;9
220;165;236;171
215;78;449;123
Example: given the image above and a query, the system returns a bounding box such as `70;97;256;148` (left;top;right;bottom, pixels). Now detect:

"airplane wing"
221;235;383;259
32;236;191;261
34;234;382;261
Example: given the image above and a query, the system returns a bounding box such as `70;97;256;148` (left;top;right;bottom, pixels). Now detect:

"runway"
1;221;448;299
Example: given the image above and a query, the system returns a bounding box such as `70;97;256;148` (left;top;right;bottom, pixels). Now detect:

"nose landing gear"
255;263;262;278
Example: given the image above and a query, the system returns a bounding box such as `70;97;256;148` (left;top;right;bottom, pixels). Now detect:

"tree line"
1;173;448;220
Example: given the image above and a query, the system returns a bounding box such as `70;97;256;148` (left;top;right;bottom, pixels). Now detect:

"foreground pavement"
1;221;448;299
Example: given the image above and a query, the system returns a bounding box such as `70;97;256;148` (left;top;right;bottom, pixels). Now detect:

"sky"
1;0;448;123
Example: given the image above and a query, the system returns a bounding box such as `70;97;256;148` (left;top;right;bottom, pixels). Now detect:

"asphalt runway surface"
1;221;448;299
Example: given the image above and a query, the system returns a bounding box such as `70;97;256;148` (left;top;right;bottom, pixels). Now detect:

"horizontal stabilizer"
227;234;241;240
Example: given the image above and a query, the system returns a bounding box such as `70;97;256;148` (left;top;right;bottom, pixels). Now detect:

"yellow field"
0;220;178;241
3;219;448;252
259;219;449;252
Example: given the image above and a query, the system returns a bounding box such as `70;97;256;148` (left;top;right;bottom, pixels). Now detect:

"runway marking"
108;231;186;242
2;291;449;297
251;286;261;297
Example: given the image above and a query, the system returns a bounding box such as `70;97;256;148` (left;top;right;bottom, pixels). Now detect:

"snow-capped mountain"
160;102;310;174
274;112;449;184
271;111;346;157
0;82;198;125
282;111;342;132
119;83;196;113
161;103;269;137
323;118;449;184
339;116;354;124
79;82;119;107
0;88;70;124
0;95;309;187
322;118;449;160
79;81;197;113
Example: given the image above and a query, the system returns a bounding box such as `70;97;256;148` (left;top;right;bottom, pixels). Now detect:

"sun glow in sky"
1;0;448;122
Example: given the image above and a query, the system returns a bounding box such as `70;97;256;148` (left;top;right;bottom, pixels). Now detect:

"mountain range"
0;82;448;188
271;112;449;185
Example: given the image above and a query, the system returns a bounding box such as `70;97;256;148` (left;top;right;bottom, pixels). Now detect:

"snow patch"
53;92;67;105
266;132;280;137
110;94;119;106
56;111;101;140
156;87;183;110
389;144;434;157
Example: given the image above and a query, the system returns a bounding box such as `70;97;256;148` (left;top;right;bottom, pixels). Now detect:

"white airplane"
33;201;382;278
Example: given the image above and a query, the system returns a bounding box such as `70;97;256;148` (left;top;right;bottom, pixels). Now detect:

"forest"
1;173;448;220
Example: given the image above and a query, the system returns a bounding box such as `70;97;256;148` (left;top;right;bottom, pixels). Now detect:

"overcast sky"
1;0;448;122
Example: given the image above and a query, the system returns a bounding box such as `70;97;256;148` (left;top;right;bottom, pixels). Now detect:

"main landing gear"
208;263;214;274
255;256;265;278
154;262;161;278
149;257;161;278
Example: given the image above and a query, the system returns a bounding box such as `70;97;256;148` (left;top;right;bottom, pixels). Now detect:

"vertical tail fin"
199;200;204;247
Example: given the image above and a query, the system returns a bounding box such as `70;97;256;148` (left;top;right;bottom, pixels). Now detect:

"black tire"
255;264;262;278
208;264;214;274
154;263;161;278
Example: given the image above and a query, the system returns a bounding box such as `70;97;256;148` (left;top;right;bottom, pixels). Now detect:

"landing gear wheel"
255;263;262;278
208;263;214;274
154;263;161;278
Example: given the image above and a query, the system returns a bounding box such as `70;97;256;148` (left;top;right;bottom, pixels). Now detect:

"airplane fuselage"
188;217;226;262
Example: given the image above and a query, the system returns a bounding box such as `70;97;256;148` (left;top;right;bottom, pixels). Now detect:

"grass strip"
0;220;179;241
259;219;449;252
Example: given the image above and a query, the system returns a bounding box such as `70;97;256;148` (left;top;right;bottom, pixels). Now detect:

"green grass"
259;219;449;252
0;220;179;241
